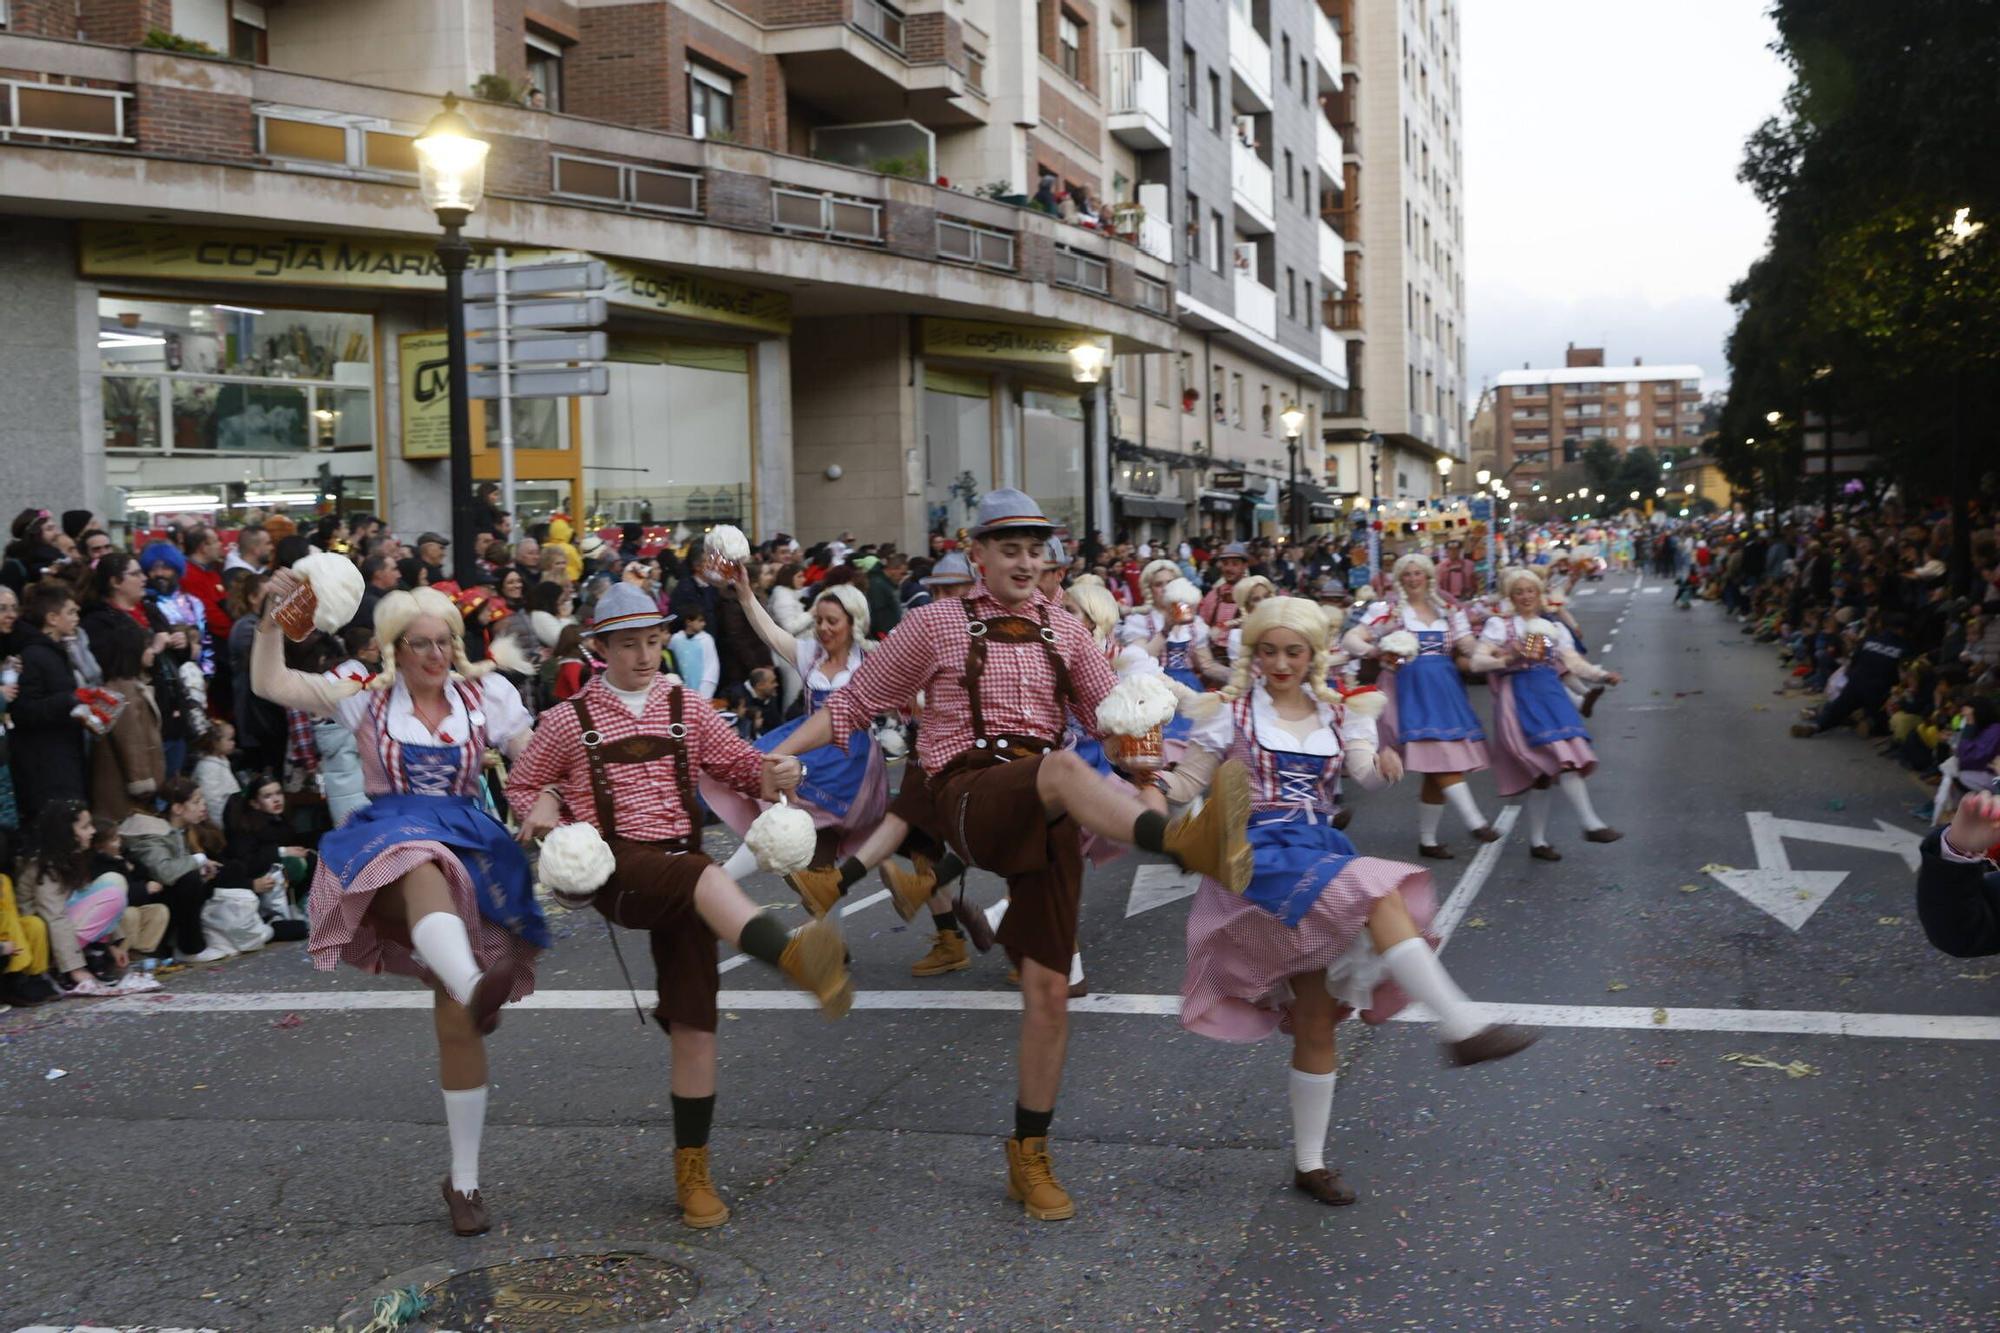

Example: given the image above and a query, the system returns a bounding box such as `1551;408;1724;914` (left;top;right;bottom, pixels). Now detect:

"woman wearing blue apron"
1119;566;1209;744
1474;567;1623;862
1345;554;1497;859
251;576;546;1238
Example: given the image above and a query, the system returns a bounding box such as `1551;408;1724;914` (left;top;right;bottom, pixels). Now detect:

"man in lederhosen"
773;489;1254;1221
508;583;851;1230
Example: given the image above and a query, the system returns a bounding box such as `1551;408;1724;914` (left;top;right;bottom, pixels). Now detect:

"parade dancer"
772;489;1255;1222
1344;554;1499;859
706;572;888;910
1151;597;1537;1205
1471;568;1623;861
507;584;848;1230
1123;566;1211;697
251;571;542;1237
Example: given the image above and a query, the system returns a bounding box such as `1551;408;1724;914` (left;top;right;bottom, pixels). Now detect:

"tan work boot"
785;865;842;919
675;1146;730;1229
778;918;854;1020
1005;1136;1076;1221
1162;758;1253;891
910;927;970;977
880;855;938;921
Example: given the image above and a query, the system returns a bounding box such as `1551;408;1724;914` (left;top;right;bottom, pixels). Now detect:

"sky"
1460;0;1792;399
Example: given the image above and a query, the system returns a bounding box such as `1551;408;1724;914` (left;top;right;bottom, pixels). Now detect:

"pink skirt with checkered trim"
306;843;539;1001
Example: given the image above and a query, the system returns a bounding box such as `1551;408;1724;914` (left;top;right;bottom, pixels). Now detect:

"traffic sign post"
462;252;611;514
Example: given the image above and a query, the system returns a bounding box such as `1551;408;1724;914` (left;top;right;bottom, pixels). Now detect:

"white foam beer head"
292;551;365;634
705;525;751;563
1096;672;1179;736
1378;629;1420;661
746;796;816;875
538;821;616;904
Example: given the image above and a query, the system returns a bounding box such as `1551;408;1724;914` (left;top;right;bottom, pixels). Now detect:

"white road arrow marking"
1125;863;1202;918
1706;811;1920;929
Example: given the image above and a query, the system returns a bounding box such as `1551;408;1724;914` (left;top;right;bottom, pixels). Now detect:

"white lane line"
16;1327;219;1332
79;988;2000;1041
1642;586;1665;594
717;888;891;973
1429;805;1521;948
1577;588;1598;597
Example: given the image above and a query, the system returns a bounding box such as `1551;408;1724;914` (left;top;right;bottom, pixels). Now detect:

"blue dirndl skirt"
319;793;550;949
1070;729;1117;777
1394;653;1486;743
1512;664;1591;748
760;712;874;820
1242;811;1361;929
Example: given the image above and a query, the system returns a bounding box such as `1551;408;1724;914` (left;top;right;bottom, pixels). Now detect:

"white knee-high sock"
1418;801;1445;847
443;1085;487;1193
1288;1067;1338;1173
411;912;482;1007
1557;771;1607;831
1525;786;1554;846
720;842;759;882
1441;781;1488;833
1069;951;1085;986
1381;937;1484;1042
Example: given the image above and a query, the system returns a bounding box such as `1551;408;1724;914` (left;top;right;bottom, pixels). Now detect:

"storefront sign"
602;260;791;336
1209;469;1246;490
922;318;1111;368
399;330;452;460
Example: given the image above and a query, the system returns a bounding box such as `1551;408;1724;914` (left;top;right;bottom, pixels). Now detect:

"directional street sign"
463;295;608;333
467;331;608;368
462;259;607;301
1704;811;1922;930
467;365;610;401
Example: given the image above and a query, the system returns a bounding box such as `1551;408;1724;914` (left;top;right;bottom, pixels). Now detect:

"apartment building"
1492;344;1707;489
1321;0;1464;510
0;0;1180;550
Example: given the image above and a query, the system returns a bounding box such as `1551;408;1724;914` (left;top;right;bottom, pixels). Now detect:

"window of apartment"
1285;266;1297;321
1058;12;1083;82
1281;34;1292;83
688;62;735;141
1209;210;1226;273
965;47;986;94
1230;372;1245;427
1260;383;1273;435
1184;47;1199;110
855;0;906;52
1283;149;1294;199
1300;57;1311;103
231;2;269;64
1207;70;1223;133
526;32;565;111
1211;363;1227;421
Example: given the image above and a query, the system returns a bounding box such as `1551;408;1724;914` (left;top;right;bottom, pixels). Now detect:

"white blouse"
794;636;861;692
1119;606;1211;648
1360;599;1472;642
1480;614;1579;655
1188;684;1378;765
334;673;533;750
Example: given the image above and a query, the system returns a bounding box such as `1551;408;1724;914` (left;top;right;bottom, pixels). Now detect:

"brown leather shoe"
1418;842;1455;860
1331;807;1353;830
778;918;853;1020
1470;824;1503;843
951;893;996;952
466;957;518;1037
1582;827;1624;844
1005;1137;1076;1220
675;1146;730;1229
441;1176;490;1236
1580;685;1605;718
879;855;937;922
910;927;971;977
1293;1167;1357;1206
785;866;843;919
1446;1023;1538;1067
1068;975;1089;999
1530;844;1563;862
1162;759;1253;891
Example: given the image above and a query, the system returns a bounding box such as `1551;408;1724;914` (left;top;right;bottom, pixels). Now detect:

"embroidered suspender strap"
570;695;622;839
667;686;698;821
1034;603;1076;710
956;596;993;747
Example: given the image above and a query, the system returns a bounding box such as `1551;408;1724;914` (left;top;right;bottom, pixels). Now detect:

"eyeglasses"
399;636;454;657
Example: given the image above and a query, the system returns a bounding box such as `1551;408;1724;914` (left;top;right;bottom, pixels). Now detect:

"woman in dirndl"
1344;553;1498;859
1120;559;1208;744
709;568;888;892
1148;597;1536;1206
251;572;546;1237
1471;567;1623;862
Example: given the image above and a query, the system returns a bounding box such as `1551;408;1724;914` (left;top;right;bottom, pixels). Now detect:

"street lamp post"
412;93;489;587
1365;431;1383;580
1068;341;1108;561
1281;401;1307;539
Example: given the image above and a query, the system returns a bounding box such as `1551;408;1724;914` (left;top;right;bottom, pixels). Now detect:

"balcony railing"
1325;296;1362;331
1319;325;1342;377
1317;217;1344;284
552;154;701;215
1053;245;1109;294
937;217;1015;270
1231;138;1275;232
1;77;130;142
853;0;907;53
773;187;883;243
1234;269;1277;339
1105;48;1171;151
1227;8;1273;110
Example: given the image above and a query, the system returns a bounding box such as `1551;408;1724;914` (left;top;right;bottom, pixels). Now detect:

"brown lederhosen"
888;725;947;860
928;598;1084;973
574;689;722;1034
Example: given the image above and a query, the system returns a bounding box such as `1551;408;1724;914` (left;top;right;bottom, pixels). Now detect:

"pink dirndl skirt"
1377;662;1490;775
1486;673;1598;798
305;842;539;1002
1181;857;1437;1041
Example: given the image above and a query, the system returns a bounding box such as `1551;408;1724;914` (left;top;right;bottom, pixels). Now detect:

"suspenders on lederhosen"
953;594;1076;762
572;687;699;850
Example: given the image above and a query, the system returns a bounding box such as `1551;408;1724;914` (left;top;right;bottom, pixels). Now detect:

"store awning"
1309;503;1340;520
1114;495;1186;519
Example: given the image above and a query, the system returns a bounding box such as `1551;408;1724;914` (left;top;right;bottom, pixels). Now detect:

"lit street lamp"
412;93;490;586
1281;400;1308;538
1068;340;1108;559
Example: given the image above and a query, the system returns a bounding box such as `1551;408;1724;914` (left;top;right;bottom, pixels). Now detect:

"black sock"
1132;810;1169;854
932;911;958;936
671;1093;715;1150
1014;1103;1054;1143
934;851;967;888
738;911;789;966
837;857;865;891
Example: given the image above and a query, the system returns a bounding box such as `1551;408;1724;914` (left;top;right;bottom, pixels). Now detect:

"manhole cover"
421;1252;697;1330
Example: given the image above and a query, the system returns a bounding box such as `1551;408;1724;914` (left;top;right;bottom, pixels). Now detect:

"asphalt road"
5;574;1994;1332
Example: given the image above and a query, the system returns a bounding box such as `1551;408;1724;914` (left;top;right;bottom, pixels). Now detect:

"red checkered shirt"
507;676;764;843
824;585;1119;772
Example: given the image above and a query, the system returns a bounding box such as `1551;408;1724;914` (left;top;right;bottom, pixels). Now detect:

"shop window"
1021;389;1084;540
597;345;753;527
689;62;735;141
99;298;374;457
526;32;565;111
